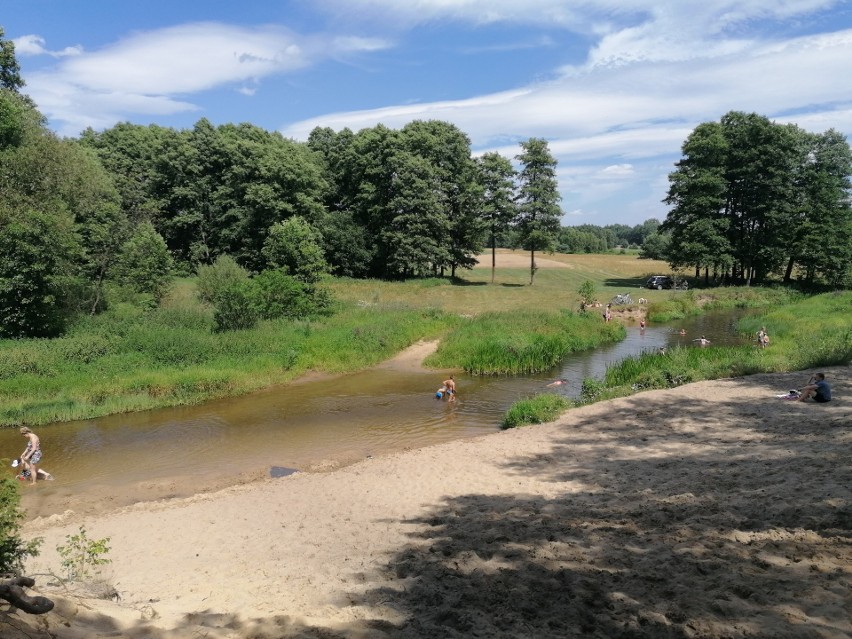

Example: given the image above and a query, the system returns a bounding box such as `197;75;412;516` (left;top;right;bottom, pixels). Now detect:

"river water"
3;310;746;518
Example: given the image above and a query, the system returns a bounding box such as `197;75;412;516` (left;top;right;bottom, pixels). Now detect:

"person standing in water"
19;427;42;485
442;376;457;402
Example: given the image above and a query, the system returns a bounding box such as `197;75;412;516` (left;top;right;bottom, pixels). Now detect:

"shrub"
56;526;111;581
253;269;333;320
213;281;259;332
0;478;41;575
503;393;571;429
196;255;249;304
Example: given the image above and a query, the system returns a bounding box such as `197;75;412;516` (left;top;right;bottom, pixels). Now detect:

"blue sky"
4;0;852;227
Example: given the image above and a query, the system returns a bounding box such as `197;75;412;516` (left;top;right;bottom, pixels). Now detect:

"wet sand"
6;365;849;638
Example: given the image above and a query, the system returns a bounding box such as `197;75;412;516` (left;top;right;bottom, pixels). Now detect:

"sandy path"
6;366;850;639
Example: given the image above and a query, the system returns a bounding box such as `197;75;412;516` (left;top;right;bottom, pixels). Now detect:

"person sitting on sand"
547;378;568;387
798;373;831;403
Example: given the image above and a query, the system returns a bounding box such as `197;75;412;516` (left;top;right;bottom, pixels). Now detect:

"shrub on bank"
503;393;571;429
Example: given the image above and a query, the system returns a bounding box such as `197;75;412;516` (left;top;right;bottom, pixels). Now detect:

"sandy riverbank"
5;366;850;638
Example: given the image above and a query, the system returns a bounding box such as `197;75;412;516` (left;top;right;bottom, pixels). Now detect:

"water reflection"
2;309;747;516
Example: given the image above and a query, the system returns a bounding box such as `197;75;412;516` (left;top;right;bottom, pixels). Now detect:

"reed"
0;297;451;426
425;310;625;375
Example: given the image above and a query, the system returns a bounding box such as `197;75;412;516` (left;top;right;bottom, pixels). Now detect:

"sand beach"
3;365;850;638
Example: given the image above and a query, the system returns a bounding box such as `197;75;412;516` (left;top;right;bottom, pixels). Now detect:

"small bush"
196;255;249;304
213;281;260;332
56;526;111;581
580;377;607;403
0;478;41;575
503;393;571;429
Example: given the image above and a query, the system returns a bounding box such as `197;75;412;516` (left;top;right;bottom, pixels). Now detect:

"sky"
4;0;852;227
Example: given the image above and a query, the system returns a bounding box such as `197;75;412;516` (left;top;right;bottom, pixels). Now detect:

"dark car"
646;275;675;289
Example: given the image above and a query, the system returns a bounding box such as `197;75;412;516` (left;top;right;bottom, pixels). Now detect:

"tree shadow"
16;372;848;638
346;372;851;637
603;277;647;289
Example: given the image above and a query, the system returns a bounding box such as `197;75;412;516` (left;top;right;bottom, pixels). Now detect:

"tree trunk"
0;577;54;614
491;236;496;285
529;249;536;285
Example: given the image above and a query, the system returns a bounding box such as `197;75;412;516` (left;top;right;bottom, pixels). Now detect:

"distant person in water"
639;319;646;329
442;376;457;402
547;378;568;387
798;373;831;403
679;329;687;336
693;335;710;346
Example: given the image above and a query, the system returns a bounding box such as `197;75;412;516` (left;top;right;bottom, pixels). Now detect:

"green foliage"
577;280;597;305
663;112;852;285
0;27;25;92
262;216;329;283
253;269;333;320
427;310;624;375
515;138;561;285
112;221;173;302
0;477;41;575
213;280;259;332
0;208;81;338
56;526;111;581
502;393;570;429
196;255;249;304
579;377;608;403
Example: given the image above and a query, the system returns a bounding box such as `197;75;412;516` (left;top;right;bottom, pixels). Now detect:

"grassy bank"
426;310;624;375
503;291;851;427
646;287;802;323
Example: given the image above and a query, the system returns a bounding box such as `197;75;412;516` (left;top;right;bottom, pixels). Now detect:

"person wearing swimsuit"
19;427;42;485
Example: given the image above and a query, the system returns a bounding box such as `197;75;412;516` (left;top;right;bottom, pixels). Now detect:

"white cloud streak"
22;22;391;136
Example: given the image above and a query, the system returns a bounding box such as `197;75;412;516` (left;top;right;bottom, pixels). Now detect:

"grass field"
328;250;673;314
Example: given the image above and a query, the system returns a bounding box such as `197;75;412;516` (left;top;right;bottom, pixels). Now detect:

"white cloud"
21;22;392;137
13;34;82;57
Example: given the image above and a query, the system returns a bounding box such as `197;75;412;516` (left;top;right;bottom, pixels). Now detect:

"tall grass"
503;291;851;427
425;309;625;375
0;297;452;427
647;287;801;323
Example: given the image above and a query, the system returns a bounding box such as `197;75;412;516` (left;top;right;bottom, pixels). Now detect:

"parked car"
646;275;675;289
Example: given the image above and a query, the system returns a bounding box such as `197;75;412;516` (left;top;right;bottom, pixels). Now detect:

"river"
4;310;746;518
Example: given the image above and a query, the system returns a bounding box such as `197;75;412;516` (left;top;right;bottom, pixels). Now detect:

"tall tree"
515;138;562;285
662;121;730;281
786;129;852;287
401;120;483;277
476;152;517;283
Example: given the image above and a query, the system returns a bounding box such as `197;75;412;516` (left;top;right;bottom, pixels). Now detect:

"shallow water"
3;309;746;518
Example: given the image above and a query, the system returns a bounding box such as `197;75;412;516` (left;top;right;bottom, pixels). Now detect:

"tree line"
661;111;852;287
4;24;851;341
